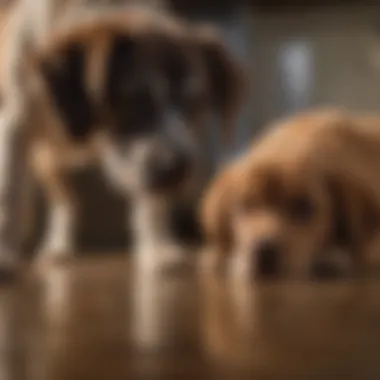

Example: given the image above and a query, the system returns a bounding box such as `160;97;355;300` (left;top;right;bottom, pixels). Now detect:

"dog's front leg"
38;200;75;264
0;0;56;277
131;195;189;272
0;111;28;276
31;144;76;267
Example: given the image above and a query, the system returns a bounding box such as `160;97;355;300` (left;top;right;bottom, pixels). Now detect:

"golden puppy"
201;109;380;280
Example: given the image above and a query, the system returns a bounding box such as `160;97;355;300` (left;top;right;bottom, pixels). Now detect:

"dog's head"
30;10;246;196
201;117;338;279
230;157;331;278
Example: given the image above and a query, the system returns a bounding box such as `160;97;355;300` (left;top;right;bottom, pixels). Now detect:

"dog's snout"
146;149;190;191
256;238;280;277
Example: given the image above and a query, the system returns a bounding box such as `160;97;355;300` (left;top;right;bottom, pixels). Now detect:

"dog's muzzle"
99;134;196;196
99;109;198;195
145;147;191;192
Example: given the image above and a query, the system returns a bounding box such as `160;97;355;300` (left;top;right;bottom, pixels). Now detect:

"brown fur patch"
27;9;246;148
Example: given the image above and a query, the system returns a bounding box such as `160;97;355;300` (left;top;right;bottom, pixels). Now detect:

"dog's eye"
287;196;315;222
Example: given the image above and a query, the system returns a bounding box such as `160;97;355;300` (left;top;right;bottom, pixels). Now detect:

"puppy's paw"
228;255;252;283
198;247;222;275
34;249;73;273
160;243;192;274
135;243;191;275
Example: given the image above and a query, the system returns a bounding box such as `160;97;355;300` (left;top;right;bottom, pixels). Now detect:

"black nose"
256;239;280;278
146;150;190;191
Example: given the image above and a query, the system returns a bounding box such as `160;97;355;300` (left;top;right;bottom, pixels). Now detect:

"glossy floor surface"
3;256;380;380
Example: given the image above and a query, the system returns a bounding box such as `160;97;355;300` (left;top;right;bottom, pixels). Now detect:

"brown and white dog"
201;109;380;280
0;1;246;274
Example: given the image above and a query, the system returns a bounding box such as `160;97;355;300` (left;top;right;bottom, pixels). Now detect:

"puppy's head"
202;133;332;279
232;157;332;278
30;10;246;197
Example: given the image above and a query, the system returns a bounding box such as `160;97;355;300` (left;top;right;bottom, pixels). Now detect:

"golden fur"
201;109;380;279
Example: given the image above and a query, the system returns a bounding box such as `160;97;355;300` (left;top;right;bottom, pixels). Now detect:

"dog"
200;109;380;280
0;1;246;275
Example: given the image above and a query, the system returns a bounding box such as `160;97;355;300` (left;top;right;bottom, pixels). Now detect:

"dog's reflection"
0;266;73;380
200;275;261;367
130;269;197;352
200;275;361;372
199;275;308;370
0;288;19;380
26;266;73;380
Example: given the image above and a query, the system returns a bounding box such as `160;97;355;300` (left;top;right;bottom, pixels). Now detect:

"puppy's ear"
35;42;96;141
105;34;138;108
200;164;237;267
326;176;379;255
326;177;353;250
195;26;248;149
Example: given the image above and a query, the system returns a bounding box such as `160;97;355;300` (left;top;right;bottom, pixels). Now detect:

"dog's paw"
160;244;192;274
135;243;191;275
198;247;222;275
228;255;252;283
34;249;73;272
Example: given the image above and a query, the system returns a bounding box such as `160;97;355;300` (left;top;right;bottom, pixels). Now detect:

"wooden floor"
0;255;379;380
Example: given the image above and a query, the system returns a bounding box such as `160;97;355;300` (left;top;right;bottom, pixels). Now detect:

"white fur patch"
38;202;74;257
131;195;188;271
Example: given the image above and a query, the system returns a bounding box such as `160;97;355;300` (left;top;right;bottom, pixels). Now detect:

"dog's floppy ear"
105;33;139;109
34;41;96;141
194;26;248;149
326;175;379;256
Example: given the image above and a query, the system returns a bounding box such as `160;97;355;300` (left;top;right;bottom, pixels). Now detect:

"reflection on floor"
1;255;380;380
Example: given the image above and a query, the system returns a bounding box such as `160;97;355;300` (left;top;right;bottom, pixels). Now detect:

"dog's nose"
256;239;280;277
146;150;190;191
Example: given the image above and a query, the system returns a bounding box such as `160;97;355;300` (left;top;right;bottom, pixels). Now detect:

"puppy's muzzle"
256;238;280;278
145;148;191;192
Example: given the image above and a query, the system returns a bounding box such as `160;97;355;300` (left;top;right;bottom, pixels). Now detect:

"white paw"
228;255;251;283
135;242;190;274
198;247;221;275
35;246;73;269
161;243;190;268
134;247;161;272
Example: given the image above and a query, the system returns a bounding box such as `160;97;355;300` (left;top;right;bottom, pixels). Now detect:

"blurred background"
4;1;380;379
